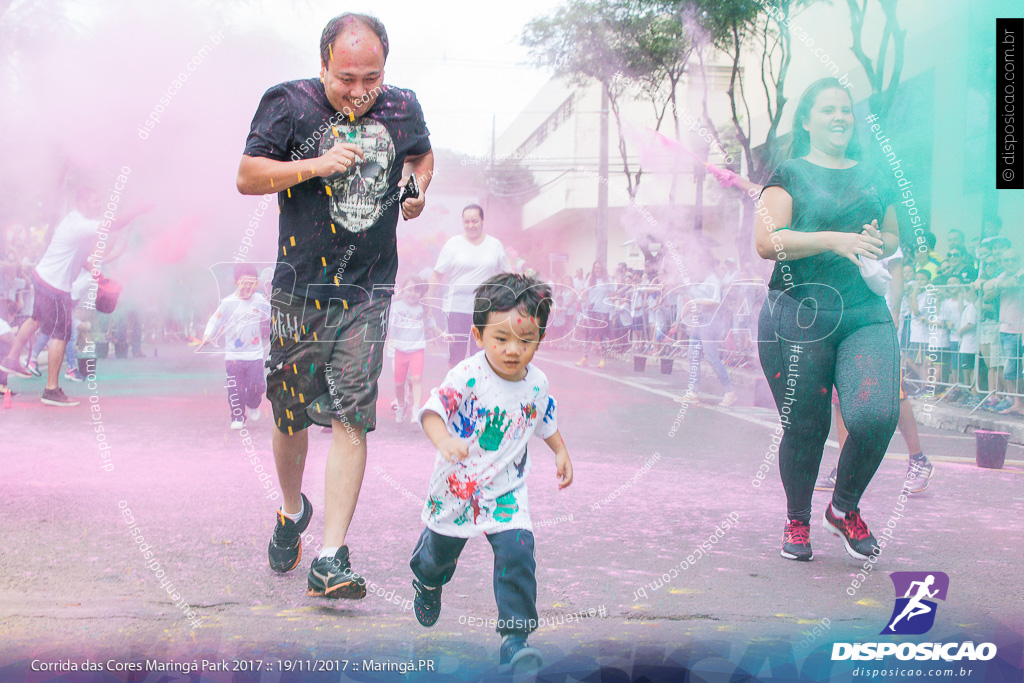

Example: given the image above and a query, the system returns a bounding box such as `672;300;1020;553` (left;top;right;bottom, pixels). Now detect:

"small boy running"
198;264;271;429
410;273;573;675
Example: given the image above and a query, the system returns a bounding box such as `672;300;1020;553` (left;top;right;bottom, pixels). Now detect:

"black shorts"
31;272;73;342
266;290;390;435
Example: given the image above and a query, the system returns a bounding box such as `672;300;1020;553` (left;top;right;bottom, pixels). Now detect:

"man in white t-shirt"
429;204;511;367
0;188;149;406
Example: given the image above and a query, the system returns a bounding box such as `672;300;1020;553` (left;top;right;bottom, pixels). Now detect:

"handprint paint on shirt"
479;408;511;451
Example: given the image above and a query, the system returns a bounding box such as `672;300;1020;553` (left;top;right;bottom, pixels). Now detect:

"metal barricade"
970;279;1024;414
900;283;980;405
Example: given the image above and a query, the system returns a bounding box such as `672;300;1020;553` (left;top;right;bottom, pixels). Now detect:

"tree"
522;0;693;201
846;0;906;121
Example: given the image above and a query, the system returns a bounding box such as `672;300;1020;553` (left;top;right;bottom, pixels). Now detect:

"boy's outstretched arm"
544;430;572;489
421;411;470;462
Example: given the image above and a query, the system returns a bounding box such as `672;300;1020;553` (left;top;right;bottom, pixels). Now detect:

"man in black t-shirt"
237;12;433;599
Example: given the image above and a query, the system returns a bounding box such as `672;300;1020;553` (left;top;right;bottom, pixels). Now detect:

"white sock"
319;546;341;560
831;503;846;518
281;499;304;521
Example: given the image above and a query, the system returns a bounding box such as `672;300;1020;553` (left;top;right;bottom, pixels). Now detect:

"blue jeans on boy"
410;526;538;637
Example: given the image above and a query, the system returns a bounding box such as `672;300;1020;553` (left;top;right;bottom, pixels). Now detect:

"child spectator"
389;276;439;423
938;277;961;385
955;278;979;394
198;264;271;429
409;273;572;675
907;269;935;384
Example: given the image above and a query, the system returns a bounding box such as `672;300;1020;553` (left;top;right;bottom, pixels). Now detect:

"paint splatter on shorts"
266;290;390;434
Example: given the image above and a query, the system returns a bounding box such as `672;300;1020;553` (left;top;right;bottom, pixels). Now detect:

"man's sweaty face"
320;27;385;117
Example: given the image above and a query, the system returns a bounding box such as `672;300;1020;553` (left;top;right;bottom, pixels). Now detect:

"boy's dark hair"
923;231;937;249
234;263;258;281
473;273;552;334
916;269;932;280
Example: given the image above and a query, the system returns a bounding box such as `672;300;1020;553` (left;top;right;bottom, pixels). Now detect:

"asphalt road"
1;343;1021;681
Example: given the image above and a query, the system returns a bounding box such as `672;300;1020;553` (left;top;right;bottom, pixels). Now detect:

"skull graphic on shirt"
319;120;396;233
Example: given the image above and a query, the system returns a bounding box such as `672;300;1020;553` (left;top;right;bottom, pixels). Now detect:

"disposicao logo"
881;571;948;635
832;571;997;662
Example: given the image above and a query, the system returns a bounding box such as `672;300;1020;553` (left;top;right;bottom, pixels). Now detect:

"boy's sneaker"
392;399;408;423
905;455;934;494
575;357;588;367
499;637;543;675
307;546;366;599
64;368;84;383
0;357;32;379
412;579;442;627
814;466;838;491
596;358;606;369
780;519;813;561
26;360;41;377
268;493;312;573
41;387;79;407
246;407;261;422
230;420;244;430
823;506;879;560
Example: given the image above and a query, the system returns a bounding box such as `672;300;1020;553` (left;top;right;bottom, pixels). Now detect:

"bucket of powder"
974;430;1010;469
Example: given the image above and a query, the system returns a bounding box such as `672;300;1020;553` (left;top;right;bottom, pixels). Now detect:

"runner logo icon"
881;571;949;635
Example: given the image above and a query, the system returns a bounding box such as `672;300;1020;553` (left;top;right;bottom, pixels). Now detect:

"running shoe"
392;399;409;423
814;467;838;491
412;579;442;627
596;359;606;369
719;391;738;407
26;360;41;377
823;506;879;560
230;420;244;430
905;455;934;494
307;546;366;599
268;493;312;573
499;637;543;676
781;519;813;561
246;407;261;422
64;368;84;383
575;357;588;367
41;387;79;407
0;357;32;379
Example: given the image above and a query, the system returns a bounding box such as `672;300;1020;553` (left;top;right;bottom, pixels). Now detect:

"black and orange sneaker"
268;493;312;573
412;579;442;627
307;546;366;599
780;519;813;561
823;506;879;560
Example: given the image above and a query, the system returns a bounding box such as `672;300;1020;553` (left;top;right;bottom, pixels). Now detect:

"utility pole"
597;84;609;268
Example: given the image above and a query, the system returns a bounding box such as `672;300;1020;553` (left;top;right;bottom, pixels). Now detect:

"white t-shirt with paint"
35;211;100;293
203;292;271;361
417;350;558;538
434;235;511;314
